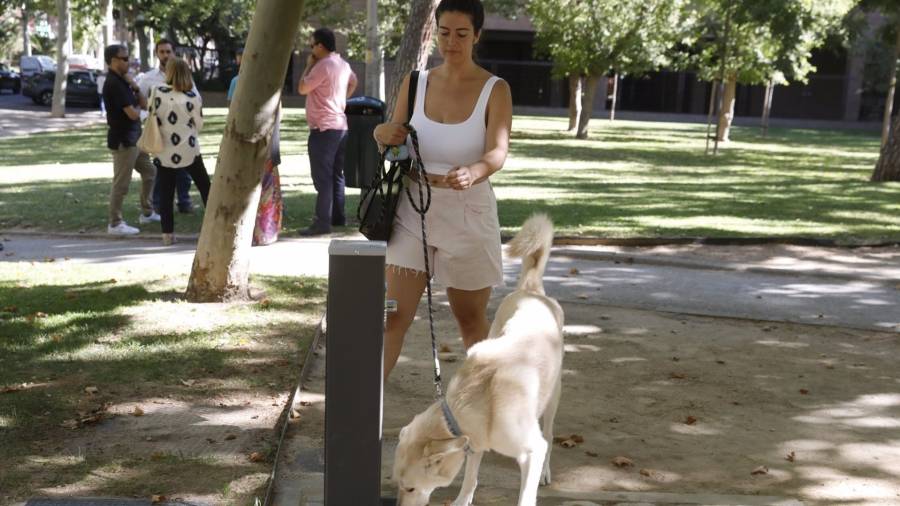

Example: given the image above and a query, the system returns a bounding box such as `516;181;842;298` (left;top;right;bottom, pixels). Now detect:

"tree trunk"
705;80;718;154
365;0;383;99
136;24;151;72
873;112;900;181
575;74;599;139
21;6;32;57
716;75;736;142
385;0;440;115
50;0;71;118
609;72;619;121
100;0;113;50
185;0;305;302
567;74;582;132
761;80;774;137
880;27;900;148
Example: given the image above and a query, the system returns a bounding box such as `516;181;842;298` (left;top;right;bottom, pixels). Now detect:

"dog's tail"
507;213;554;295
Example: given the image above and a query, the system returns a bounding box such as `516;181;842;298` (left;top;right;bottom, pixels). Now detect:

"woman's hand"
375;122;410;146
445;165;477;190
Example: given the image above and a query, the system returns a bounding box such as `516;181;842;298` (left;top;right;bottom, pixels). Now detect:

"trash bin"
345;96;386;188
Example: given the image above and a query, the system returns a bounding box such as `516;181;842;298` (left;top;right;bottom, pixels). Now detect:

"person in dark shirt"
102;44;157;235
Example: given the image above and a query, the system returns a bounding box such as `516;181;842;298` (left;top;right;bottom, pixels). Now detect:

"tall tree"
385;0;439;114
691;0;855;143
49;0;70;118
186;0;304;302
861;0;900;181
528;0;689;139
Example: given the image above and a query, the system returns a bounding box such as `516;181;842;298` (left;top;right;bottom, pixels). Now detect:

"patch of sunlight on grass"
638;216;846;235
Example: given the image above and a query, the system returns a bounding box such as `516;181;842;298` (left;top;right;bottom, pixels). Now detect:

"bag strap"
406;70;419;125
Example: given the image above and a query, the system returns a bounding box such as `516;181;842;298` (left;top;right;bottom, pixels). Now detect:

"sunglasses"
112;55;129;62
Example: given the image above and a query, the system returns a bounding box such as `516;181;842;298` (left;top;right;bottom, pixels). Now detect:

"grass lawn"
0;259;326;505
0;110;898;242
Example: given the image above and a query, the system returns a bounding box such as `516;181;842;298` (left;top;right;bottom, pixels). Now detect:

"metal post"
325;240;388;506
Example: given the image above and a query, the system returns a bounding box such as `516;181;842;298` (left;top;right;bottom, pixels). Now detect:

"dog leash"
403;126;470;451
402;124;444;400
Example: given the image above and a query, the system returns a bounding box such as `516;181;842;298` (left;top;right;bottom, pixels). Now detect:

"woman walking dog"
373;0;513;380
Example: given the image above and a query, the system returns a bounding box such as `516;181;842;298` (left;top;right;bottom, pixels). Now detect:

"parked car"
20;55;56;77
67;54;103;71
23;70;100;107
0;63;21;94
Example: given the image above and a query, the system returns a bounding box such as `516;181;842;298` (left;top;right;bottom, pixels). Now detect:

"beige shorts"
386;179;503;291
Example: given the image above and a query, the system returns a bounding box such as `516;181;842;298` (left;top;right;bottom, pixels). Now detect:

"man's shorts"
386;179;503;291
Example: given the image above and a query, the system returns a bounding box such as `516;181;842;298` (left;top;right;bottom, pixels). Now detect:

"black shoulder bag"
357;71;421;242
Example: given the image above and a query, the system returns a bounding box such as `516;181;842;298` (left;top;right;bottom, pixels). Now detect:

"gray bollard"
325;240;395;506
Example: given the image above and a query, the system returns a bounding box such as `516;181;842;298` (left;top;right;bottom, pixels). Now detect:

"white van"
20;55;56;77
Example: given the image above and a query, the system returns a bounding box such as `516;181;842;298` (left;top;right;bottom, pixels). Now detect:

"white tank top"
408;70;500;175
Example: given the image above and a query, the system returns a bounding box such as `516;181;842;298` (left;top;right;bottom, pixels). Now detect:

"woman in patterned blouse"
152;57;211;245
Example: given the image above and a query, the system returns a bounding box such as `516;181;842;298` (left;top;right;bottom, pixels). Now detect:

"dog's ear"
424;436;469;467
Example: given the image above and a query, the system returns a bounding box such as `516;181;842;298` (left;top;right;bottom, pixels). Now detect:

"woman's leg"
157;166;178;234
383;266;428;381
186;156;211;205
446;286;493;350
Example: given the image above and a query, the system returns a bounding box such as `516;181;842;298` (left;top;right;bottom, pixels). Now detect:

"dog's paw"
451;498;473;506
540;466;552;486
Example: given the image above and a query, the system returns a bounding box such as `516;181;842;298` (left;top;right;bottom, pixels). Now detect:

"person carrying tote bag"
137;88;164;155
151;57;212;245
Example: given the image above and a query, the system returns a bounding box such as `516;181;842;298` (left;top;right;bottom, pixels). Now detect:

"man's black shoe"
178;203;195;214
299;226;330;237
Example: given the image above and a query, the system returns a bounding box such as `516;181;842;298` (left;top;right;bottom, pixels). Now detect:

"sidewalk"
0;94;104;139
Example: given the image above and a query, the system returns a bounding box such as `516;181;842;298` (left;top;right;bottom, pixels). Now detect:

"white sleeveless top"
408;70;501;175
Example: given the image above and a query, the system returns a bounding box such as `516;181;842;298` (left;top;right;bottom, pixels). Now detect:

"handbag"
137;88;164;155
357;71;420;242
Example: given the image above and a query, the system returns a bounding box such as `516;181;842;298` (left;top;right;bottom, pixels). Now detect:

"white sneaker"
139;211;161;224
108;222;140;235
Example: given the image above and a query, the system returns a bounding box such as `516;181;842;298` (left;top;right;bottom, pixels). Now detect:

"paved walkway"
0;93;105;139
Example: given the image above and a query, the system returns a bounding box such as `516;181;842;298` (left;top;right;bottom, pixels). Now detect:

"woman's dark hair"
313;27;337;52
435;0;485;33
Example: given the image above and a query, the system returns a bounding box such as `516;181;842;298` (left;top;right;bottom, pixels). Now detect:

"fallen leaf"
2;383;25;394
437;352;457;362
585;451;599;457
684;416;698;425
206;438;216;444
669;372;686;380
439;343;452;353
785;451;795;462
44;257;55;263
671;356;680;362
577;294;590;300
289;408;301;419
1;306;17;313
715;360;726;365
249;451;265;463
180;379;195;387
132;406;144;417
560;439;577;448
570;434;584;443
751;465;769;475
224;434;237;441
611;456;634;468
299;401;312;407
799;389;809;395
825;364;835;370
60;419;79;429
150;495;167;504
84;386;99;395
640;468;653;477
569;267;580;275
259;298;271;308
64;292;77;300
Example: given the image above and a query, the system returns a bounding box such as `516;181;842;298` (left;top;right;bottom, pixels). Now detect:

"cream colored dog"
393;214;564;506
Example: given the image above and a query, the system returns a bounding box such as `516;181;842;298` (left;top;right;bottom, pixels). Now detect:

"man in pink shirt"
298;27;358;236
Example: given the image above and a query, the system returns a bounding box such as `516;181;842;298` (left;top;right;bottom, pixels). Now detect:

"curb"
552;248;900;283
5;229;900;249
264;314;325;506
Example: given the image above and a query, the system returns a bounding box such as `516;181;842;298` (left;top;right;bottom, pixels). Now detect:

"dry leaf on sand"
289;408;302;419
569;267;580;276
684;415;698;425
249;451;266;463
785;451;795;462
439;344;452;353
84;386;99;395
132;406;144;417
150;495;167;504
751;465;769;475
611;456;634;468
